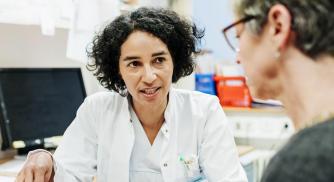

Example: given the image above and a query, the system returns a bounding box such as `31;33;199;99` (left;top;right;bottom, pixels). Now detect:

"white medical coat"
53;88;247;182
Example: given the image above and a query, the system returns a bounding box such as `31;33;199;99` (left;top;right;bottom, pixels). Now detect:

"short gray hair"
233;0;334;59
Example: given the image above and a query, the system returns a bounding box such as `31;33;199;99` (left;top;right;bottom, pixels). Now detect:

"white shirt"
53;88;247;182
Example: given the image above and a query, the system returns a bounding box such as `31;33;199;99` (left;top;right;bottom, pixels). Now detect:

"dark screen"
0;68;86;142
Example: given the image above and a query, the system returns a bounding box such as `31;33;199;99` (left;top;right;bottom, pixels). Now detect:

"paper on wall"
66;0;121;63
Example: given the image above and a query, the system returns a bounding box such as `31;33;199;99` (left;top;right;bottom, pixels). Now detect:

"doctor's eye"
153;57;166;64
128;61;140;68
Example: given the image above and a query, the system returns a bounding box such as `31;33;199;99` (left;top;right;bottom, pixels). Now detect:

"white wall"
0;23;102;95
193;0;235;62
0;0;196;93
171;0;192;17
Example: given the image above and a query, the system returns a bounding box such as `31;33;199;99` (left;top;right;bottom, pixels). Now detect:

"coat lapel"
106;97;134;181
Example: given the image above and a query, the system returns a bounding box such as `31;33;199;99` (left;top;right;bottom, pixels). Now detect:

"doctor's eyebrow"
122;51;168;61
152;51;167;57
123;56;140;62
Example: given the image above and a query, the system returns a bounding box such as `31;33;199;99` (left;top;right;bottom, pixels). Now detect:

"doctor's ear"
267;4;293;50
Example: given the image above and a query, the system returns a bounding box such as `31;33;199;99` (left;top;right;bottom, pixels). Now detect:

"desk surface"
0;145;255;179
0;156;25;181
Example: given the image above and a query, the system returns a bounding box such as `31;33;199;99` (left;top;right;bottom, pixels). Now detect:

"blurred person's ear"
266;4;292;52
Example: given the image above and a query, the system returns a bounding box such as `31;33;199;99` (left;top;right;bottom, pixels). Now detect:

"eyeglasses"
222;15;259;52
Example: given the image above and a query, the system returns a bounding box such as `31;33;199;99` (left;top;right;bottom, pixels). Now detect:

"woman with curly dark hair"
17;7;247;182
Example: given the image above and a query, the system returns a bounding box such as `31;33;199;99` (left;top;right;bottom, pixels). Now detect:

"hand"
16;151;54;182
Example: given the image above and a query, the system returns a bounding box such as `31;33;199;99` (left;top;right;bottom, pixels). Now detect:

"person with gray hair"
222;0;334;182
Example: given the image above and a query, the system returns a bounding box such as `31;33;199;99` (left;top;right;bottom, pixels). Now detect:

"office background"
0;1;294;182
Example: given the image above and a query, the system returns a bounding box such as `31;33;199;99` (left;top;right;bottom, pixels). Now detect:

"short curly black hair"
87;7;204;95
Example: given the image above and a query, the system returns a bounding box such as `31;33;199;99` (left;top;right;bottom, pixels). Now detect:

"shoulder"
85;91;125;103
261;120;334;182
82;91;127;109
281;119;334;157
74;91;129;127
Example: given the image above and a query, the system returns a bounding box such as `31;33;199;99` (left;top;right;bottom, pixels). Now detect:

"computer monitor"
0;68;86;152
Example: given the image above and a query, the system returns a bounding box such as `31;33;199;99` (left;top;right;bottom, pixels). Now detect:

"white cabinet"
225;107;295;182
225;107;295;149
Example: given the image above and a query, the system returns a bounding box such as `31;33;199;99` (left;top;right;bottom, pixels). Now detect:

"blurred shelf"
223;106;286;114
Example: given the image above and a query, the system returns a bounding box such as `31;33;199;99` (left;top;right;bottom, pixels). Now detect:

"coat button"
163;163;168;167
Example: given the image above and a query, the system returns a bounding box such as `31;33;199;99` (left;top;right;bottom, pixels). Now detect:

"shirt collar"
126;88;175;139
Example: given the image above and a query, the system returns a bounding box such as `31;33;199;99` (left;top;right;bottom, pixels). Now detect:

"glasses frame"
222;15;259;52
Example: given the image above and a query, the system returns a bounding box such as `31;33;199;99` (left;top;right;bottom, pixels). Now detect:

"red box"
214;76;252;107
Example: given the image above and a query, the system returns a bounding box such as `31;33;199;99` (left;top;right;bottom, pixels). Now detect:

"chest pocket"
174;155;204;182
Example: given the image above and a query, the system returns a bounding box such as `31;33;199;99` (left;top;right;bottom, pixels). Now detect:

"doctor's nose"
142;66;157;84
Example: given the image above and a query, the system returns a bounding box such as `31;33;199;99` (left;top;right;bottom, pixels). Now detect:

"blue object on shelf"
195;73;216;95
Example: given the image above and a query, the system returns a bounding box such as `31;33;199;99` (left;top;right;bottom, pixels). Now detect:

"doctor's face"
119;31;174;109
